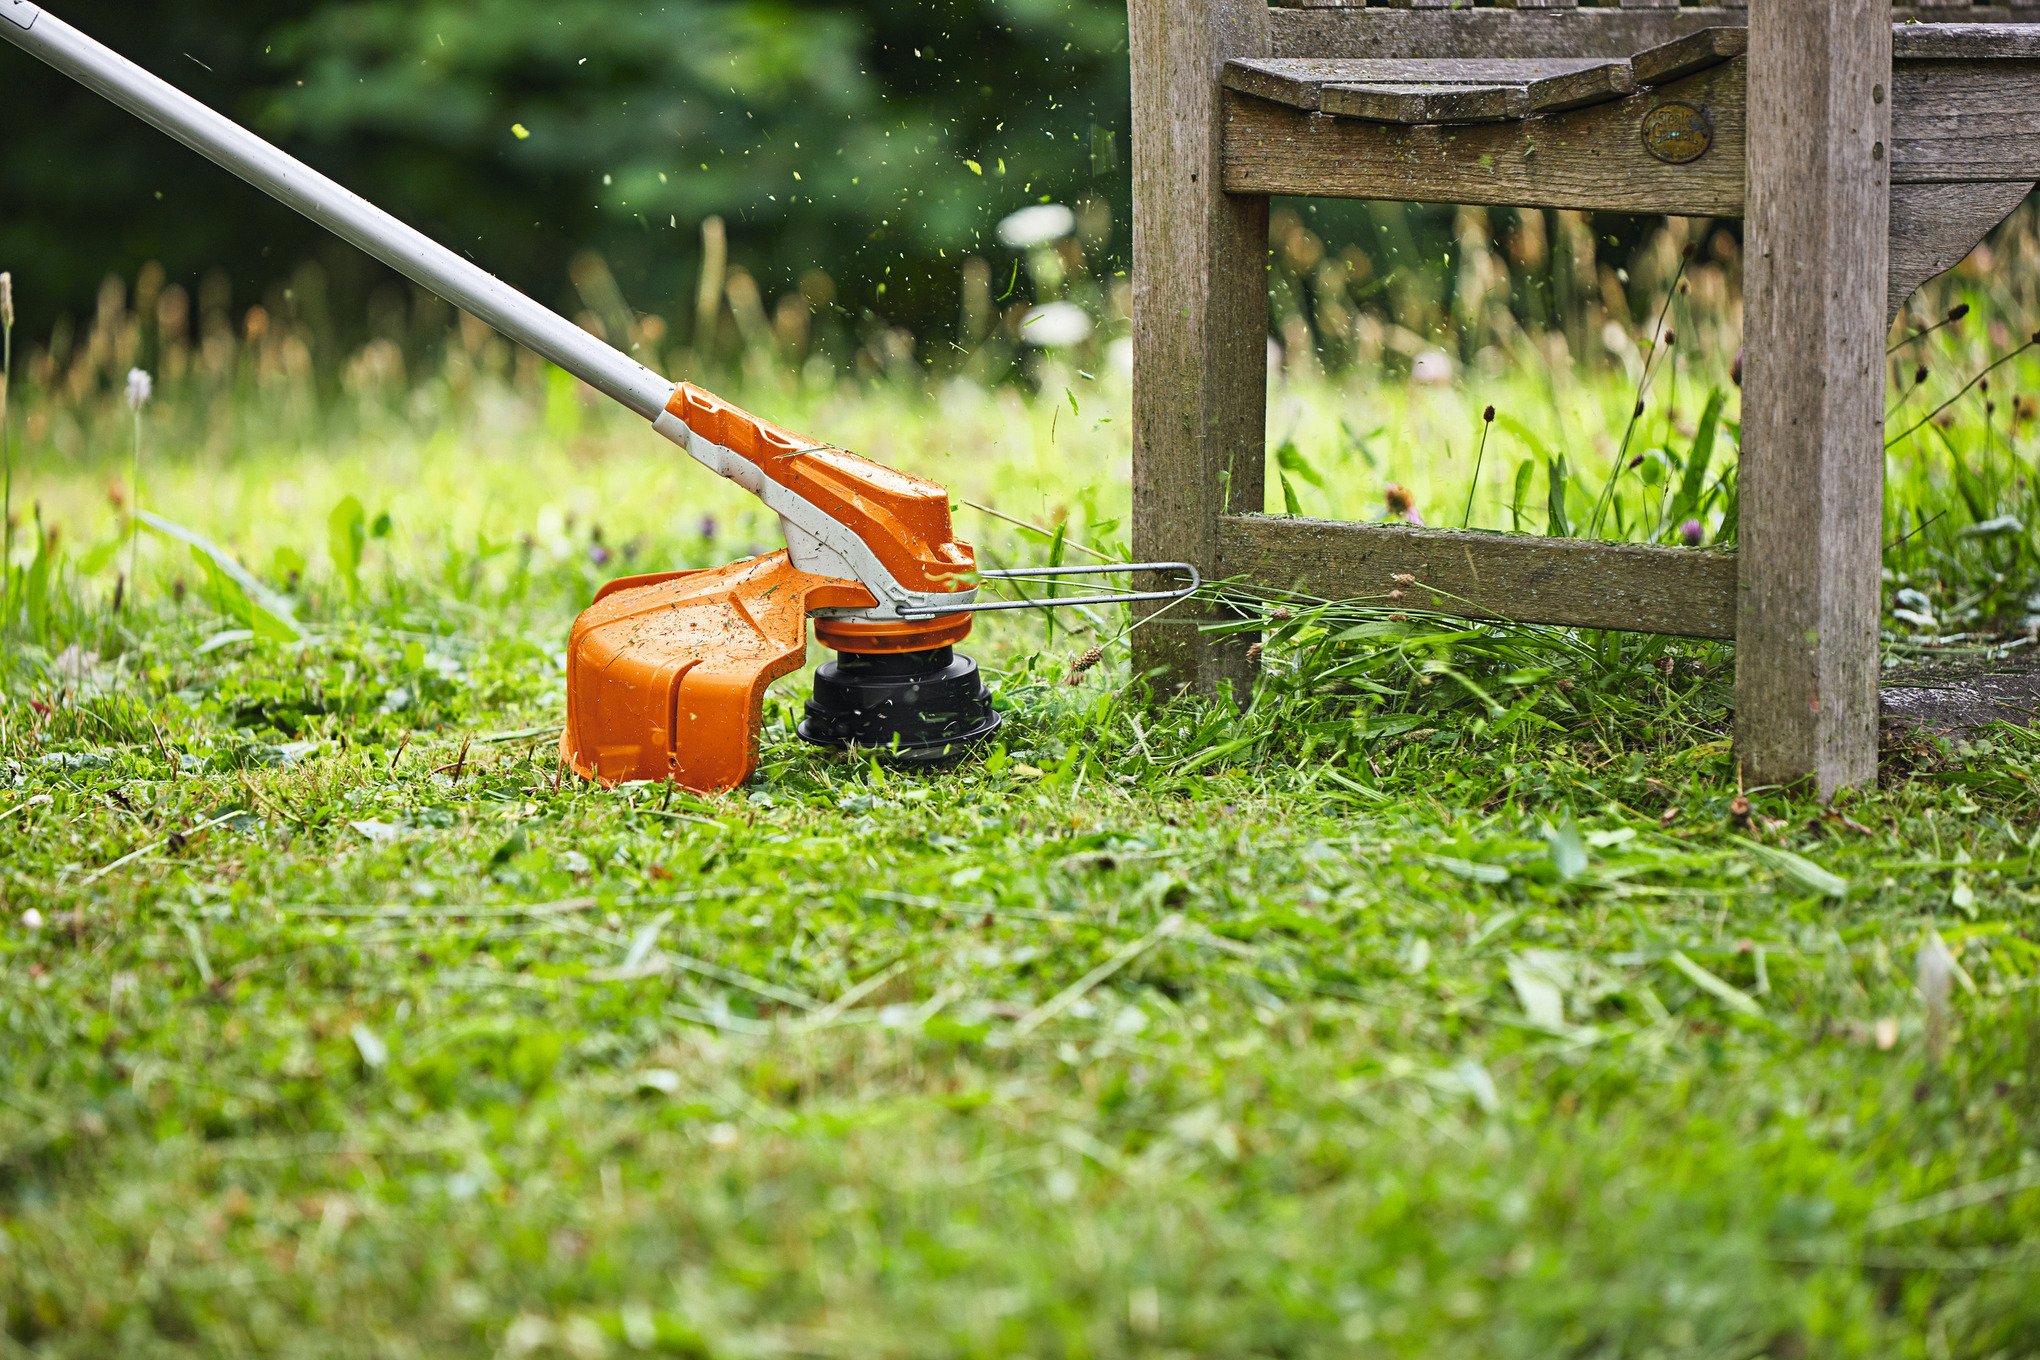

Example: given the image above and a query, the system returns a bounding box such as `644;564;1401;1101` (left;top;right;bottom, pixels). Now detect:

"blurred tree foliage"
0;0;1130;345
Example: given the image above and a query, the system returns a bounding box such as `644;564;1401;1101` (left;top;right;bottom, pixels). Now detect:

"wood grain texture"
1222;56;1618;112
1895;23;2040;58
1322;82;1530;124
1269;7;1740;60
1268;10;2040;61
1224;51;2040;204
1524;59;1637;111
1222;57;1746;215
1129;0;1269;701
1215;518;1739;639
1736;0;1891;794
1632;26;1748;85
1889;181;2034;322
1893;60;2040;182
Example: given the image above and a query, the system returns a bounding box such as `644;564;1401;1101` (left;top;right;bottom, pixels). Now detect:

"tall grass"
5;197;2040;677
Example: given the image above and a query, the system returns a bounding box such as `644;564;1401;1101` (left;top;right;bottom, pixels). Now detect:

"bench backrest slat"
1270;1;2039;12
1270;5;2039;63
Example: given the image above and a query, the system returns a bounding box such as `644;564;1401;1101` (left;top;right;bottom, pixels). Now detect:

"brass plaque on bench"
1641;101;1712;164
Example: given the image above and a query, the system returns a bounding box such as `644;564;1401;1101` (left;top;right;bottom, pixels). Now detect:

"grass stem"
1885;337;2038;449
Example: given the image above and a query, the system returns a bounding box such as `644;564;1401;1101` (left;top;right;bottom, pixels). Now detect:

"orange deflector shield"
562;553;878;791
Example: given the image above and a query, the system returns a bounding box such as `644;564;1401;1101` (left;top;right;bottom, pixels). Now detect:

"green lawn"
5;289;2040;1357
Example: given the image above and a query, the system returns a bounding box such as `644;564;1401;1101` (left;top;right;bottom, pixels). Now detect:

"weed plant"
2;206;2040;1355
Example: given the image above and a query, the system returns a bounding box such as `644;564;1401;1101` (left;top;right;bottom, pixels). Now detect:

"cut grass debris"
5;222;2040;1354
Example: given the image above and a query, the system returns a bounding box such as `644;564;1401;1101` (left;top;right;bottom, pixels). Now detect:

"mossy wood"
1217;518;1740;640
1220;56;1749;215
1223;47;2040;188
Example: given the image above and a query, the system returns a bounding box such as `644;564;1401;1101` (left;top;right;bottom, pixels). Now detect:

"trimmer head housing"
798;645;1001;766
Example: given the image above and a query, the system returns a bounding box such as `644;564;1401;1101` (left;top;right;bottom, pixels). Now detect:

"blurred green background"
1;0;1133;342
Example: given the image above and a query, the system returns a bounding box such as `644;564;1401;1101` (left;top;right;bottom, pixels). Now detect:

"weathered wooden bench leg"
1129;0;1269;702
1736;0;1891;796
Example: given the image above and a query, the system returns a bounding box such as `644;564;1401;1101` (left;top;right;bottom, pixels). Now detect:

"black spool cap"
798;645;1001;765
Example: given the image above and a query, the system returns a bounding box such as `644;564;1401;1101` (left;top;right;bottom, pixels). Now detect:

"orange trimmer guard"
561;553;876;792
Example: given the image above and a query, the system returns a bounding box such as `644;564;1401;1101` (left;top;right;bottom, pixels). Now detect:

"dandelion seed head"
125;368;153;409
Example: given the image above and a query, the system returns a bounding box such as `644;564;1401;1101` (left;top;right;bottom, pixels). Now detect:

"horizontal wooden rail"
1224;53;2040;209
1269;6;1742;61
1223;56;1746;215
1215;515;1739;640
1268;12;2040;64
1895;58;2040;183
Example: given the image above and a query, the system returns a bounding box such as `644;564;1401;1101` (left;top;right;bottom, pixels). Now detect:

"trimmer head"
799;645;1002;766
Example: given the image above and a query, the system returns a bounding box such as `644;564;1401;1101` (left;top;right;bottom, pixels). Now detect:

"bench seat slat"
1322;81;1530;124
1223;27;1745;126
1630;25;1748;84
1221;55;1622;112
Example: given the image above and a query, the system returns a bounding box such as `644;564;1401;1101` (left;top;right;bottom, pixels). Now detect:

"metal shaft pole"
0;1;676;420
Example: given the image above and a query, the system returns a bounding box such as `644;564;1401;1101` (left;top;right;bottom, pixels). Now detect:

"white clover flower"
996;203;1076;249
1017;301;1093;348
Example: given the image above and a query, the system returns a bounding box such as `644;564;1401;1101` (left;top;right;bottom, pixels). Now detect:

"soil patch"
1880;653;2040;734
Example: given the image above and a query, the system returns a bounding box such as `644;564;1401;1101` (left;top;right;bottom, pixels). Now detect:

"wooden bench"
1128;0;2040;795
